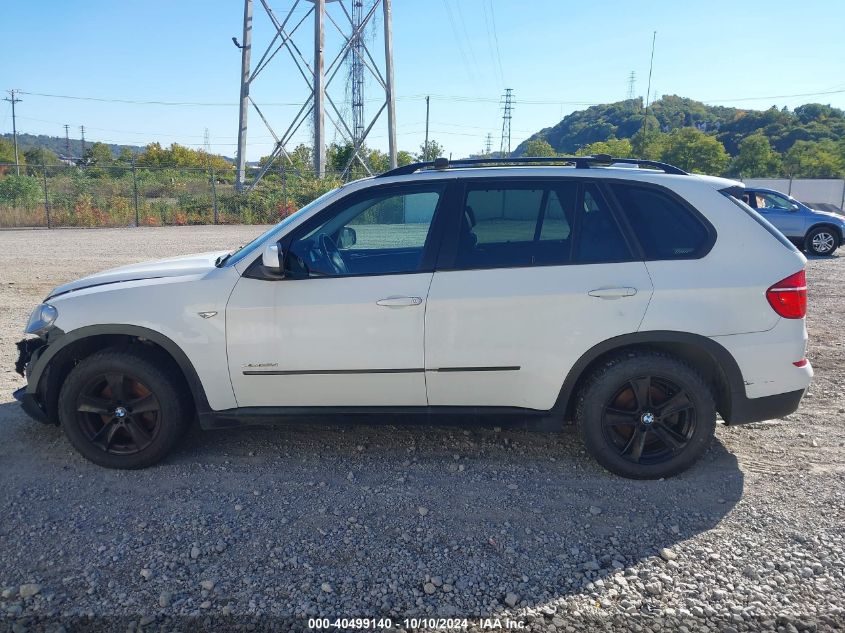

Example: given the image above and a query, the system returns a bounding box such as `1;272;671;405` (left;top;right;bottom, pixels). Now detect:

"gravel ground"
0;226;843;633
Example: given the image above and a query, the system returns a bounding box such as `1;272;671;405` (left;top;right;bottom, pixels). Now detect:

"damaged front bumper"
13;337;51;424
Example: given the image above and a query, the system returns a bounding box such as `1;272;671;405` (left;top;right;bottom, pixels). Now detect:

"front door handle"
376;296;423;307
588;287;638;299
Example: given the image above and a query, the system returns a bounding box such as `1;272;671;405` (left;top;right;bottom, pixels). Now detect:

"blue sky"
2;1;844;160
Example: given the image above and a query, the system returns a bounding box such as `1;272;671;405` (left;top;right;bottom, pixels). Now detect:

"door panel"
225;182;448;409
424;263;653;410
753;191;803;237
424;178;653;411
227;273;432;407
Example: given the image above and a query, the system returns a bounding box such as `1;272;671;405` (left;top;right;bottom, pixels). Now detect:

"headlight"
25;304;58;336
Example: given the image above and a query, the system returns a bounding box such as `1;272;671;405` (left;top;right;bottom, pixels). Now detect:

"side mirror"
790;203;800;212
261;242;282;272
338;226;357;248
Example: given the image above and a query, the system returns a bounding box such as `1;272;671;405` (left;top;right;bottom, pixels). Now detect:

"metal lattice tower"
484;132;492;155
64;124;71;159
350;0;366;146
627;71;636;100
234;0;397;191
499;88;514;157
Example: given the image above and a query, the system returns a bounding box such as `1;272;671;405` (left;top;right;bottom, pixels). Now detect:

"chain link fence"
0;163;348;228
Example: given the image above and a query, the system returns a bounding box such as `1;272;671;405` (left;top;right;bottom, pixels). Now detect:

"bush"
0;175;42;208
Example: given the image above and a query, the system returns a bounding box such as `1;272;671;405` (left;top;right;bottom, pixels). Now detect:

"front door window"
286;185;444;277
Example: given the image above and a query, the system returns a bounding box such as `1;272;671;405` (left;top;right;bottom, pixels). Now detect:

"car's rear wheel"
806;227;838;256
575;352;716;479
58;349;188;469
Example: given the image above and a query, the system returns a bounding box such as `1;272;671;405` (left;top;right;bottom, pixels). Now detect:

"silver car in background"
740;187;845;256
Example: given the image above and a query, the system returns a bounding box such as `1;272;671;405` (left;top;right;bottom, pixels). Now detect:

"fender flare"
27;324;212;415
551;330;745;419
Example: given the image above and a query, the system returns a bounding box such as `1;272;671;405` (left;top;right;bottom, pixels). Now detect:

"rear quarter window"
610;184;712;259
720;186;800;253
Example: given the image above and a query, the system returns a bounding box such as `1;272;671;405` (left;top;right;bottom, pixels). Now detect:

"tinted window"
455;183;577;268
574;185;632;263
287;186;442;277
612;185;710;259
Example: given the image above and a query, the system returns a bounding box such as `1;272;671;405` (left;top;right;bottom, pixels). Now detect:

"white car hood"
47;250;229;299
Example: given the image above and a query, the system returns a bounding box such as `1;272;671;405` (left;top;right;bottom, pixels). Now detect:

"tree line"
517;96;845;178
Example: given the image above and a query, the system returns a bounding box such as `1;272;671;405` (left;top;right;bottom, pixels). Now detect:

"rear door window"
455;183;577;269
611;184;711;259
574;184;633;263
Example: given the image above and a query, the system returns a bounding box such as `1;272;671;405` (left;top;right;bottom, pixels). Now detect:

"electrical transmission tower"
627;71;636;100
234;0;398;191
64;124;71;160
484;133;492;156
499;88;514;157
350;0;366;146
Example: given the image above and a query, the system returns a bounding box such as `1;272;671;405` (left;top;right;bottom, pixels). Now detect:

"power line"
440;0;477;87
487;0;505;86
14;87;845;110
702;88;845;103
18;90;302;107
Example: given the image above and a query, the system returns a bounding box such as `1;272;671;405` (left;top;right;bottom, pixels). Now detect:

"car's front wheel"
805;226;838;256
58;349;189;469
575;352;716;479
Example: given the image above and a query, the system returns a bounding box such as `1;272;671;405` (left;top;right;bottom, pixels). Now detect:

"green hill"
515;95;845;158
0;132;143;160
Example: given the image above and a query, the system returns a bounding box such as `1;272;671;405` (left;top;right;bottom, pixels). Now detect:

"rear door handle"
376;296;423;307
588;287;638;299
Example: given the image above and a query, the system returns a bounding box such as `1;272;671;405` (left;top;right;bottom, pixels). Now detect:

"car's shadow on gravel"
0;403;743;621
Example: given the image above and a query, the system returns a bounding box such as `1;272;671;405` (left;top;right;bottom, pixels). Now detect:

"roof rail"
377;155;688;178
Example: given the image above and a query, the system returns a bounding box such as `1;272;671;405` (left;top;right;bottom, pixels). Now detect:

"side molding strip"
428;366;521;373
243;368;425;376
242;366;522;376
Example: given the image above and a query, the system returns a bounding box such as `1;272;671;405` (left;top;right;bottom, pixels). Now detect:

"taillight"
766;270;807;319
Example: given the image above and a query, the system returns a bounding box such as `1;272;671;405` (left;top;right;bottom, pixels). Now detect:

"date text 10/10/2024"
307;617;527;630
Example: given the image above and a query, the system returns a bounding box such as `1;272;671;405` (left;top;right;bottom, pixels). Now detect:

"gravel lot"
0;226;843;632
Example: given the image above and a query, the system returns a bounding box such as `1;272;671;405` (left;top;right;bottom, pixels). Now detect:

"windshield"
223;186;343;267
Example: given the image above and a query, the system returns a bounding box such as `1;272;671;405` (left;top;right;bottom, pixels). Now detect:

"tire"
575;351;716;479
58;348;189;469
805;227;838;256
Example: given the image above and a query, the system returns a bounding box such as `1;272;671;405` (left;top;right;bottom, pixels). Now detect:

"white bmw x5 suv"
14;155;813;479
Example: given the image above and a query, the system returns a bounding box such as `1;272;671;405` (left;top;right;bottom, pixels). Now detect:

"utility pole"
63;124;71;160
79;125;87;159
235;0;253;191
499;88;514;157
3;90;22;175
424;96;430;160
643;31;657;132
